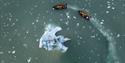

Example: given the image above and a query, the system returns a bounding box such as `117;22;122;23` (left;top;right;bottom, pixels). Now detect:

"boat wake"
67;5;81;11
90;17;120;63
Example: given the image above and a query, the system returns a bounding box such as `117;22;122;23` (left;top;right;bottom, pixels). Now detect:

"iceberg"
39;24;70;53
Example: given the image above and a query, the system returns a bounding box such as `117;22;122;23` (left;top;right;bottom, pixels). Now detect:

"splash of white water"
90;17;120;63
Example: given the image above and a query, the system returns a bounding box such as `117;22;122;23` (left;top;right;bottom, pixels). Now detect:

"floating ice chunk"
12;50;16;54
111;7;115;10
76;23;79;26
106;11;109;13
107;6;111;9
0;51;4;54
39;24;70;53
66;12;70;19
116;34;120;38
27;57;32;63
100;22;104;24
73;16;77;19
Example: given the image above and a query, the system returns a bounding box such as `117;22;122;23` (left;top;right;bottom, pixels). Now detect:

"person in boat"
53;3;67;10
78;10;90;20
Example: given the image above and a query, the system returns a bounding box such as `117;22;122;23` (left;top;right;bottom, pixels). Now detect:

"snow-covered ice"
39;24;70;53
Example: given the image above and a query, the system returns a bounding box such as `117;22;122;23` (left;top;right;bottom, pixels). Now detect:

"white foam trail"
66;5;120;63
67;5;80;11
90;17;120;63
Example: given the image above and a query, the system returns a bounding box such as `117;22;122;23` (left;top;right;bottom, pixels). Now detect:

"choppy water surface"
0;0;125;63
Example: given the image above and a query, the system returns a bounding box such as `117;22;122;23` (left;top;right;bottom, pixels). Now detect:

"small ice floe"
106;11;109;14
73;16;77;19
76;23;79;26
116;34;120;38
12;50;16;54
0;51;4;54
90;35;96;38
27;57;32;63
39;24;70;53
66;12;70;19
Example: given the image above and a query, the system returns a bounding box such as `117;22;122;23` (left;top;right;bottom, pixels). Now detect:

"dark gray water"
0;0;125;63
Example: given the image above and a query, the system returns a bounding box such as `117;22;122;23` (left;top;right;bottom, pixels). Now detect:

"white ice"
39;24;70;53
